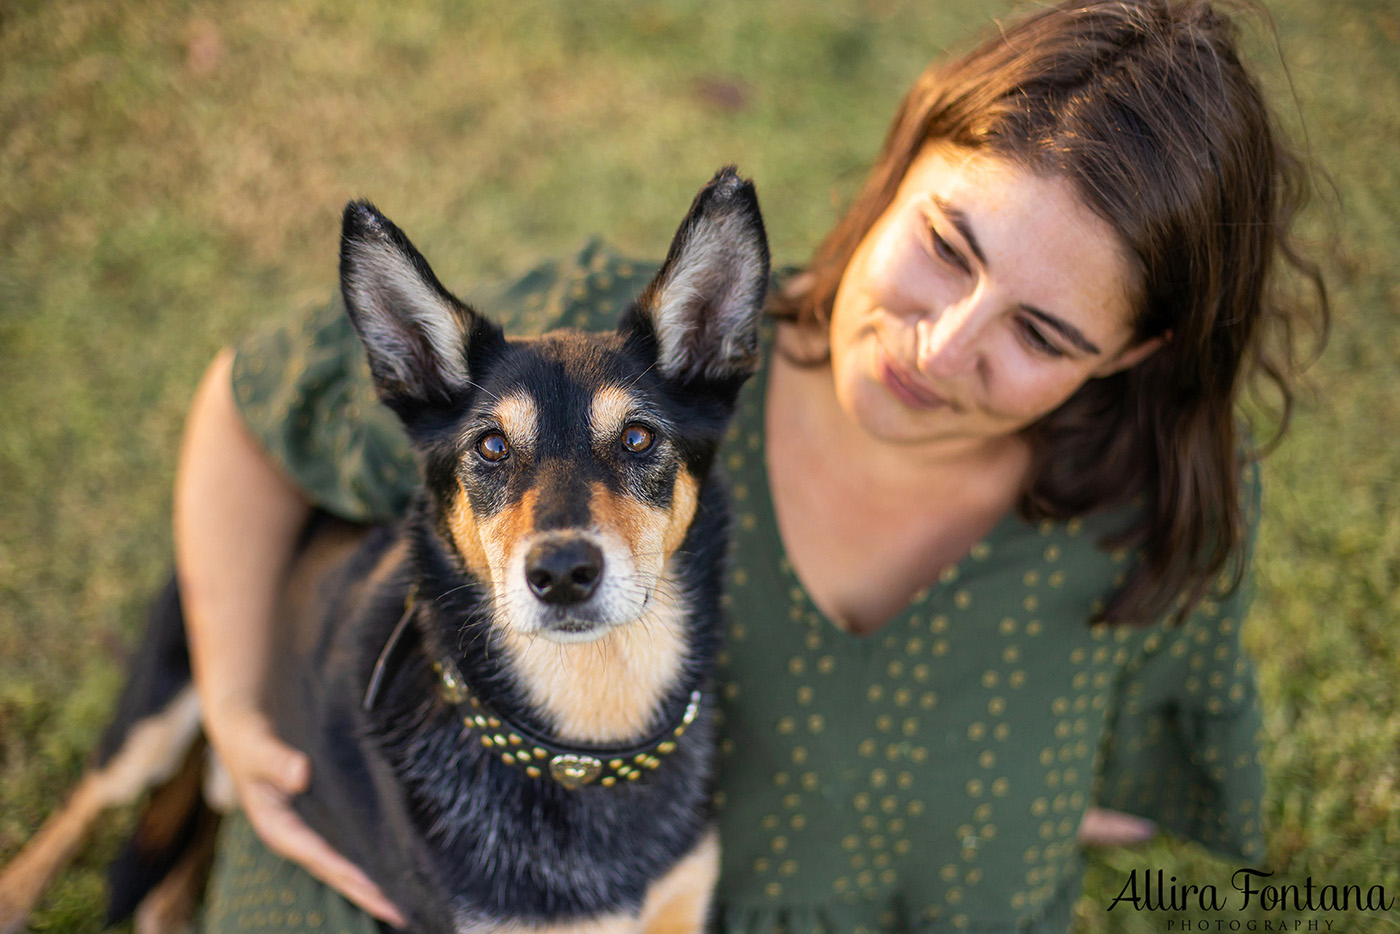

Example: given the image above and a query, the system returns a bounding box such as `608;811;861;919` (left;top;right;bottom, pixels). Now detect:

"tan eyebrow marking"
589;385;638;447
493;392;539;452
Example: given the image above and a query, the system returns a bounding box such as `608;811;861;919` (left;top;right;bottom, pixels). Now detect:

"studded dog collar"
433;657;703;790
362;585;704;790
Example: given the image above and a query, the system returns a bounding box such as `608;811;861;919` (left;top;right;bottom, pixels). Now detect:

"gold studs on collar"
431;659;469;705
434;656;702;789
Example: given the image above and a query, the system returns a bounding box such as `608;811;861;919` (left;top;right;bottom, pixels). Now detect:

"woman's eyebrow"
1020;306;1103;355
932;195;1104;357
932;196;987;266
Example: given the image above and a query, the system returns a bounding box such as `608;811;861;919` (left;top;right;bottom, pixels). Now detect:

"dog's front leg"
0;687;202;934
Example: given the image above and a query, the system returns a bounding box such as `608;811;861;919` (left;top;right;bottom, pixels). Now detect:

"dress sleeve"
231;296;417;523
1094;462;1267;863
228;242;657;522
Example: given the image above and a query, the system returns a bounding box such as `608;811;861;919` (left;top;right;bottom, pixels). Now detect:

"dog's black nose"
525;538;603;605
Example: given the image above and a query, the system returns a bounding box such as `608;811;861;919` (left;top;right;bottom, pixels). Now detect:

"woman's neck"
764;323;1030;635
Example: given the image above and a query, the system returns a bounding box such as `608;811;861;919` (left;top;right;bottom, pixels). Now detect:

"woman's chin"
837;373;952;446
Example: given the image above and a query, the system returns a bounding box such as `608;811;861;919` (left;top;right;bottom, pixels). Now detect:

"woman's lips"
876;342;950;410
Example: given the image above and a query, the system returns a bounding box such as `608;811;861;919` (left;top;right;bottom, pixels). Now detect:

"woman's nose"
915;291;989;379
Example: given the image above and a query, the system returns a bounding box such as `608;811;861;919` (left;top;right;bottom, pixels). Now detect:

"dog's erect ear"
340;201;489;407
627;167;770;383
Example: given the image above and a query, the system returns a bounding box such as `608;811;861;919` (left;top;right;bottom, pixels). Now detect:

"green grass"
2;1;1397;931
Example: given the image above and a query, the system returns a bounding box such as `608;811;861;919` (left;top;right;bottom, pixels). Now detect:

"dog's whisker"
622;359;659;391
461;376;502;402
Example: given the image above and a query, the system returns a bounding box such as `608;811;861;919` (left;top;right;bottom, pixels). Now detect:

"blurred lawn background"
1;0;1396;931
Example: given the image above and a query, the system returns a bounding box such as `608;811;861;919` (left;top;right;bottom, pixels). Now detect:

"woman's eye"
929;227;970;273
622;424;655;454
476;432;510;462
1017;319;1065;359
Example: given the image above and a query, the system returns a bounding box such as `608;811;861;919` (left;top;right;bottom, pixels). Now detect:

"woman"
178;0;1326;930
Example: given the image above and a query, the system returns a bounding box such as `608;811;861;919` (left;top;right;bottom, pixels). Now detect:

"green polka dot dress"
711;346;1263;933
209;243;1265;934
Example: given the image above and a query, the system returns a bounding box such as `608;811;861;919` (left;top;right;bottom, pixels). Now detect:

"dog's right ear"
340;201;497;411
623;167;770;385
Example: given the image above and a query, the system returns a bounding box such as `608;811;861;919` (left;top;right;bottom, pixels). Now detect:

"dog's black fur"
0;168;769;934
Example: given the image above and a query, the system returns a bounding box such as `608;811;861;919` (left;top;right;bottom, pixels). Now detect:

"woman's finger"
210;712;407;927
243;784;408;928
1077;807;1157;846
247;730;311;795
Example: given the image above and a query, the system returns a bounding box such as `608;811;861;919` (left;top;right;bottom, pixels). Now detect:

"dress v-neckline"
744;329;1024;646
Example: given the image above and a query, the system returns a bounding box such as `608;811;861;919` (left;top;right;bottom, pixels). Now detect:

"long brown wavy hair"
773;0;1328;625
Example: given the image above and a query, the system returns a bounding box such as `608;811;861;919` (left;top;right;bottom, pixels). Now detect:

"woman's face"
828;143;1161;450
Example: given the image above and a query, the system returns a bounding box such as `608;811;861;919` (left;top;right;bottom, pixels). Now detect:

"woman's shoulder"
465;239;660;335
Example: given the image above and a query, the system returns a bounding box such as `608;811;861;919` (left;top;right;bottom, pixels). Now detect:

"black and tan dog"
0;168;770;934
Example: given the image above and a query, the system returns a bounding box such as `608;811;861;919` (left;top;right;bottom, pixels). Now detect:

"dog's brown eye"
622;424;654;453
477;432;510;462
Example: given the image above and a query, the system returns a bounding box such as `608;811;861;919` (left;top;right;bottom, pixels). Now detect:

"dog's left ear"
625;167;771;383
340;201;497;410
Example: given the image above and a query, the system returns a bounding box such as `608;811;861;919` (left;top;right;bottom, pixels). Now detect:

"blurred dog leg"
132;806;220;934
0;686;201;934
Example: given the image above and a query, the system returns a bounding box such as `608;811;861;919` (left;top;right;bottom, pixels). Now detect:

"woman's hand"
175;349;404;928
203;705;407;927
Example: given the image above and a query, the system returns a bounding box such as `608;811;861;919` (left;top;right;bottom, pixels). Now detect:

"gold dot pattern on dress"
204;812;380;934
717;372;1158;926
711;388;1267;930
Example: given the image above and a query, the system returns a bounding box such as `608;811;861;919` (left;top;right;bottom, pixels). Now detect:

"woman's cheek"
988;359;1088;426
870;220;943;310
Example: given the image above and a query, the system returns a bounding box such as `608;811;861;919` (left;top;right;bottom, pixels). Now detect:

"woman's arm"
173;348;406;928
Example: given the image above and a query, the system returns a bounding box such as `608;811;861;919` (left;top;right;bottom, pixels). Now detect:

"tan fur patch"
451;485;547;606
637;828;720;934
587;483;655;558
94;687;203;807
591;471;700;566
359;536;411;596
0;778;106;932
499;581;687;744
589;385;637;447
661;471;699;558
494;392;539;454
449;833;718;933
280;520;371;657
281;526;397;661
447;485;494;583
478;487;537;582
